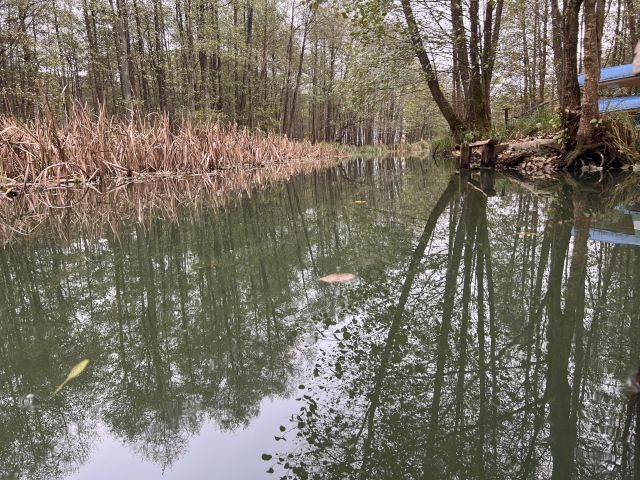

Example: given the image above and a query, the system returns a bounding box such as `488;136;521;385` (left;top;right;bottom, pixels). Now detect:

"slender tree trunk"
132;0;150;105
576;0;600;147
538;0;549;104
152;0;167;112
109;0;134;107
239;0;254;123
280;2;295;134
628;0;638;58
82;0;103;110
288;10;311;138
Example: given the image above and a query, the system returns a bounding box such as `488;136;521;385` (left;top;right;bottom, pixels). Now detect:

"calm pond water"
3;158;640;479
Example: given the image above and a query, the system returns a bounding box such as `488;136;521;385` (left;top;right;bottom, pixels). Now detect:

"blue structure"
587;228;640;246
598;95;640;113
578;64;640;88
577;63;640;115
578;206;640;247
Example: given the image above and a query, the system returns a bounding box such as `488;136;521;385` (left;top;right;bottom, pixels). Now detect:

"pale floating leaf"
53;359;90;395
319;273;356;283
353;200;367;204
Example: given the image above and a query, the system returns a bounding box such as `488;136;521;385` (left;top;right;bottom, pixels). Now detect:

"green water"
2;158;640;479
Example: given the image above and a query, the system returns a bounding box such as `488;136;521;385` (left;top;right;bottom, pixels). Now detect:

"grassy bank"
0;107;339;190
340;141;429;157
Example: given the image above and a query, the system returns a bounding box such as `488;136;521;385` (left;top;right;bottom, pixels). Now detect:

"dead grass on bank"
0;106;339;190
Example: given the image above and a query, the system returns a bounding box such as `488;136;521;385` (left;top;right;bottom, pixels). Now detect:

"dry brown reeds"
0;105;339;190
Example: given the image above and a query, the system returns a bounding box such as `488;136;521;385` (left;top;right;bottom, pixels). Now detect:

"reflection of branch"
425;397;550;450
354;177;458;476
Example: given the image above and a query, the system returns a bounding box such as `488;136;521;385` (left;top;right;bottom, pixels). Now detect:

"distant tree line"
0;0;433;144
2;0;635;146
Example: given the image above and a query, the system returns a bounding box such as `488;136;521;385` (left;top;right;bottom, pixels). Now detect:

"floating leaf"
353;200;367;204
266;467;274;474
53;359;90;395
319;273;356;283
261;453;273;461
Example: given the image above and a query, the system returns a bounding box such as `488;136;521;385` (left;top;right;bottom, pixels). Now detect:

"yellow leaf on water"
53;359;90;395
319;273;356;283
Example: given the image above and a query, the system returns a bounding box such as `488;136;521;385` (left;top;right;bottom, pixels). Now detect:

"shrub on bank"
492;109;557;143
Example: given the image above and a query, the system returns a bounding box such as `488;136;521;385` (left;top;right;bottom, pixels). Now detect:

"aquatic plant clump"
0;106;339;189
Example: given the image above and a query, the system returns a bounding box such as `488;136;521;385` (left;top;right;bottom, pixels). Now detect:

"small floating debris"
53;359;90;395
22;393;42;408
353;200;367;204
319;273;356;283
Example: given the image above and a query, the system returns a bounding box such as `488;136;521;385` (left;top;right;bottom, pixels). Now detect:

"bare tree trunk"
450;0;470;121
576;0;600;147
538;0;549;104
288;10;311;138
551;0;583;148
82;0;104;110
109;0;134;107
152;0;167;112
520;4;532;110
280;2;295;134
239;0;254;123
628;0;638;58
468;0;491;132
482;0;504;119
132;0;150;105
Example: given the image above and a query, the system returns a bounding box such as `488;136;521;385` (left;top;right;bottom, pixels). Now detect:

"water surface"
2;159;640;479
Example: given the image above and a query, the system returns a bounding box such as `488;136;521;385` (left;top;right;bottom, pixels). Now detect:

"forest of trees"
0;0;638;144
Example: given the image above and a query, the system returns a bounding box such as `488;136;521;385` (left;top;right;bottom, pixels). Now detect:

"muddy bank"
457;136;640;178
495;138;562;173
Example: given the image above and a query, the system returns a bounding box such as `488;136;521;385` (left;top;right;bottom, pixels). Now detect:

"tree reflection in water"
2;161;640;479
0;158;428;479
278;170;640;480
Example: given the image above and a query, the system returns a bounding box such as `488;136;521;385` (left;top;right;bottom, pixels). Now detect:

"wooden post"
480;143;496;168
504;108;510;127
460;144;470;169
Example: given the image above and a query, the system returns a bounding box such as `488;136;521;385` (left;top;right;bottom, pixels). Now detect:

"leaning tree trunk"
400;0;464;140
